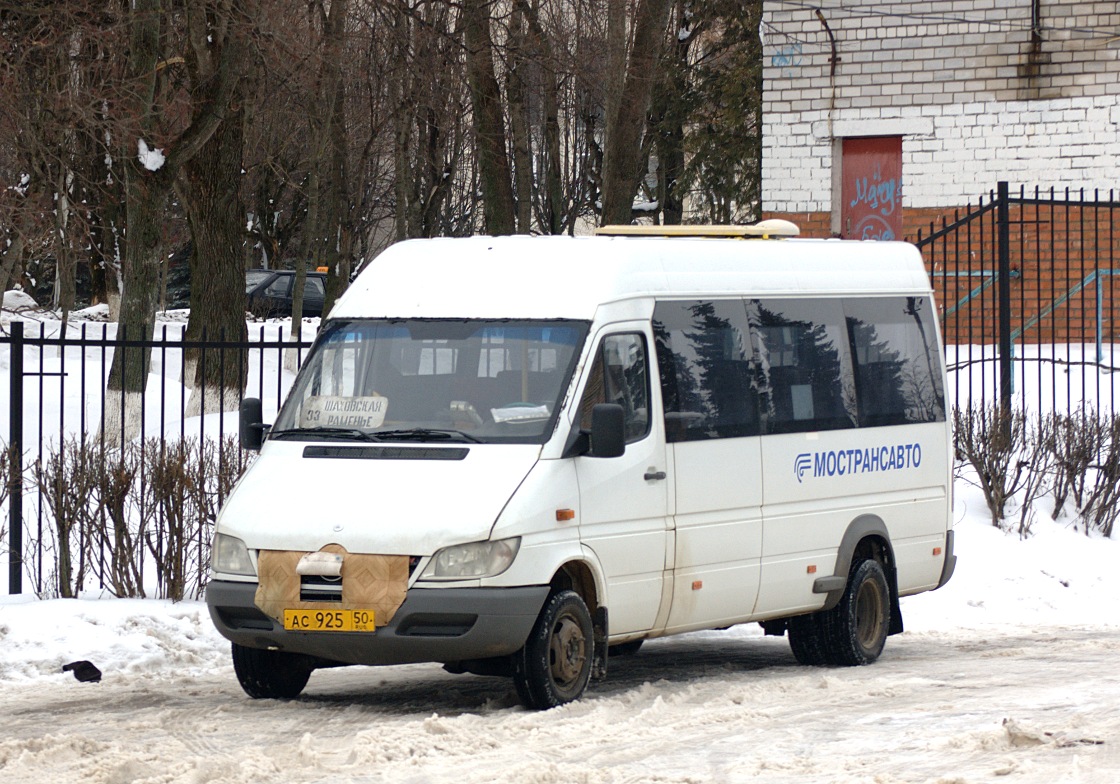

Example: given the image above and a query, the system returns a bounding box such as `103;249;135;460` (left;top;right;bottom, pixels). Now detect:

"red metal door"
840;136;902;240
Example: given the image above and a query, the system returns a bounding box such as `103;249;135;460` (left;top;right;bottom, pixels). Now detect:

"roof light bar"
595;219;800;239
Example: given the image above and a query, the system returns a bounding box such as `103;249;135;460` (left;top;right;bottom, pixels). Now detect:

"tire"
231;643;312;699
787;613;829;666
819;558;891;666
512;590;594;710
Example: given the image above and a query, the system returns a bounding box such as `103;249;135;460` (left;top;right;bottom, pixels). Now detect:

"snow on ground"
1;502;1119;784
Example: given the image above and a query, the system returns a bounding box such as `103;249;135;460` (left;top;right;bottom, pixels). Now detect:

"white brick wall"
762;1;1120;213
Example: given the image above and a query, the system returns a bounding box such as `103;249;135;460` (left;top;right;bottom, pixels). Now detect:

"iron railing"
915;181;1120;418
2;320;311;595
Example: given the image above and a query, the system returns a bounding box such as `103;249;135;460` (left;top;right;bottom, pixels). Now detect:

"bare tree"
463;0;516;235
0;2;123;324
177;2;251;415
104;0;247;441
599;0;672;225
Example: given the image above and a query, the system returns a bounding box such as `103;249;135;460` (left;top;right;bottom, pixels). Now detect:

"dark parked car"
246;269;327;318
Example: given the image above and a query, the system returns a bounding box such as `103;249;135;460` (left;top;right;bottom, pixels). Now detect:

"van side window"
844;296;947;426
579;334;650;443
653;300;761;442
752;299;857;434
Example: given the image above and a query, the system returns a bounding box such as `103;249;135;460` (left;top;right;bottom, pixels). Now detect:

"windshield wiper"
372;428;482;444
268;427;380;442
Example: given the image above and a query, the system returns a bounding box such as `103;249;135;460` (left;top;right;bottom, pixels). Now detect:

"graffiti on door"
841;136;903;241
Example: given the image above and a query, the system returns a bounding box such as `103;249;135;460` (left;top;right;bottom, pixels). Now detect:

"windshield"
272;319;590;444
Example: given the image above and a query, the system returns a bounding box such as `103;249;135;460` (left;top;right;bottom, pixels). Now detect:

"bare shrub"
953;404;1028;527
196;436;251;594
1081;415;1120;538
1049;413;1104;520
35;437;100;597
144;436;247;600
90;443;147;598
21;433;251;600
1013;415;1056;539
145;439;200;601
0;441;12;546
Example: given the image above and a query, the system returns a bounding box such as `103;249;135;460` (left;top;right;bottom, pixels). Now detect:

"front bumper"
206;580;549;666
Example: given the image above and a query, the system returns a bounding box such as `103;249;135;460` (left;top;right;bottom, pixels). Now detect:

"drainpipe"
815;8;838;140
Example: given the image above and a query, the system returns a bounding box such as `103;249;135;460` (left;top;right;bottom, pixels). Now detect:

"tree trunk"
320;0;350;315
104;0;165;443
604;0;626;167
288;165;318;367
390;7;417;242
652;2;691;226
105;161;168;443
178;101;249;415
462;0;516;235
0;231;25;295
518;0;564;234
600;0;673;226
506;4;533;233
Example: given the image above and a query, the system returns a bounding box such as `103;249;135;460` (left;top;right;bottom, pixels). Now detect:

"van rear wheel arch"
820;515;902;635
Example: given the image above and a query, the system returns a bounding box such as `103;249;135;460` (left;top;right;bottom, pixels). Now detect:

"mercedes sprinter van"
207;223;955;709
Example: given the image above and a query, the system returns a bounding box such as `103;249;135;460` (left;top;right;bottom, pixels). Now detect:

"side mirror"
240;397;265;451
588;403;626;458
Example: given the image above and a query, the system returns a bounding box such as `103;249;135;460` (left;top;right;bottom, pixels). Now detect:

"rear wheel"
231;643;312;699
819;558;891;666
512;590;594;709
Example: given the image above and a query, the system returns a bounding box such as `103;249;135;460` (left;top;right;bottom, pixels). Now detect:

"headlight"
212;533;256;577
419;537;520;581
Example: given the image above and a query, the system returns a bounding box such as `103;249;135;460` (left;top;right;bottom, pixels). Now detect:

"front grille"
296;556;422;602
299;574;342;603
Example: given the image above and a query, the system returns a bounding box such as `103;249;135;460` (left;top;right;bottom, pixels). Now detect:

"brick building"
760;1;1120;240
759;1;1120;361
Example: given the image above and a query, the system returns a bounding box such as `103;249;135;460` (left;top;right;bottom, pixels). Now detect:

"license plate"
283;608;376;632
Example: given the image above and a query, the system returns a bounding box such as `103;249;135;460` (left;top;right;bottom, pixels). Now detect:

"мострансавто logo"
795;443;922;483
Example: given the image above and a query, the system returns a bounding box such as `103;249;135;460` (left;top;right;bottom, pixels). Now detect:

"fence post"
8;321;23;594
997;180;1013;418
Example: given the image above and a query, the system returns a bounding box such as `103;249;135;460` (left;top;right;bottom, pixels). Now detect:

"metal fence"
915;181;1120;417
2;319;311;596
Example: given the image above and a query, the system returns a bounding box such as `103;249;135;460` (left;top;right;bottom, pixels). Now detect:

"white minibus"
207;223;956;709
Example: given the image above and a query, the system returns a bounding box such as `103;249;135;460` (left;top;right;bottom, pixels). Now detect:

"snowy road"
3;513;1120;783
2;618;1119;784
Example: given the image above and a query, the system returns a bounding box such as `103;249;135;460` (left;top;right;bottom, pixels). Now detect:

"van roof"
331;235;933;321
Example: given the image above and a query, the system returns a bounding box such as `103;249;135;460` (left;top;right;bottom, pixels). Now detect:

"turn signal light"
556;509;576;522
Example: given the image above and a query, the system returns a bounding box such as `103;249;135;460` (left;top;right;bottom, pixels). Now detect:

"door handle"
643;470;667;481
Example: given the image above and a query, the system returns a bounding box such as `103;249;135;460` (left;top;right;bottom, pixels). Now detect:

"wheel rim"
548;612;587;692
855;577;885;650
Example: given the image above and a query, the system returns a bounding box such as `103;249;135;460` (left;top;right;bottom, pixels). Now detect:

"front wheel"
512;590;594;709
231;643;312;699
